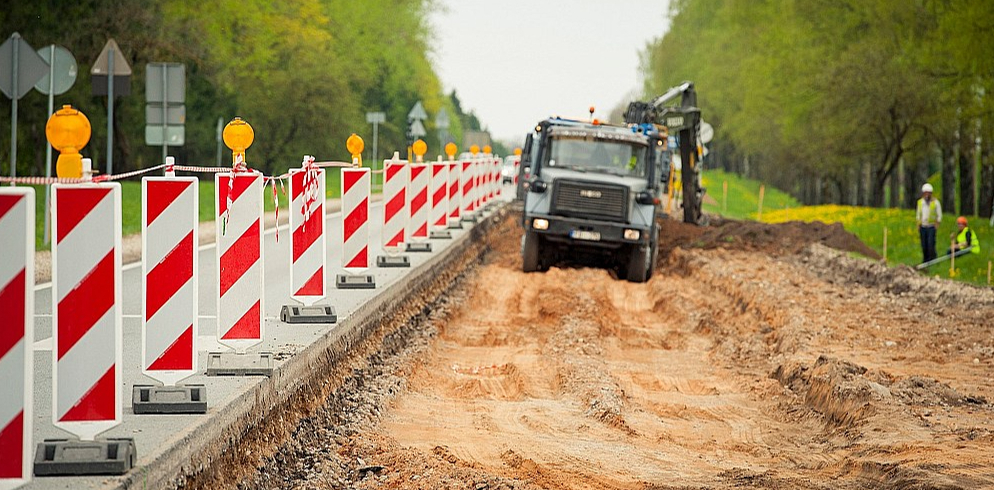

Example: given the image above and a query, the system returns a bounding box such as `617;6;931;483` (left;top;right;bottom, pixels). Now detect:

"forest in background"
0;0;490;176
643;0;994;217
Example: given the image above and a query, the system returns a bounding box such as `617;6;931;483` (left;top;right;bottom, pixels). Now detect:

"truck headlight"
624;229;640;240
532;218;550;230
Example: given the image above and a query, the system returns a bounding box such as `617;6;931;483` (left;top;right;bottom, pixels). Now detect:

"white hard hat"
922;183;933;193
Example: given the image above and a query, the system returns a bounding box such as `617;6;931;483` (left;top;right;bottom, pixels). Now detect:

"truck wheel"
522;231;541;272
626;243;651;283
646;226;659;280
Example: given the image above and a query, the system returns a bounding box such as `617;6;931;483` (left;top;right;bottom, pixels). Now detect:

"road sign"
435;108;450;129
146;63;186;153
408;100;428;121
365;111;385;124
0;33;48;100
699;121;714;144
34;46;77;95
410;119;426;138
91;39;132;76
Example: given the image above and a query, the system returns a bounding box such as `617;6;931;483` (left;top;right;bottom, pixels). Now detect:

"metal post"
10;34;19;182
372;120;379;170
106;49;114;176
161;65;167;164
215;117;223;167
44;44;55;243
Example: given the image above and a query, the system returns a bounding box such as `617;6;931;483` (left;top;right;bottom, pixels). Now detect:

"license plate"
570;230;601;241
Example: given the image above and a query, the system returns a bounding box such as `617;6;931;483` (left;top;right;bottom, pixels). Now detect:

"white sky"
430;0;671;146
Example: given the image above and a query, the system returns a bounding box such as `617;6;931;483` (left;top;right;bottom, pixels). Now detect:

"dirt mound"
658;216;880;259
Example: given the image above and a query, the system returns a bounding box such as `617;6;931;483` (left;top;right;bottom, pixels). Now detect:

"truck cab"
521;118;667;282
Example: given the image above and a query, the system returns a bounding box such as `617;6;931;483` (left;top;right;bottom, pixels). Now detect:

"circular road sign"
699;121;714;144
35;45;77;95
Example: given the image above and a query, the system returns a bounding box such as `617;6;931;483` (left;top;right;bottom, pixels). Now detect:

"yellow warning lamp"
483;145;492;154
222;117;255;164
412;139;427;162
470;144;480;156
514;147;522;156
47;105;91;178
445;142;457;160
589;106;595;121
346;133;364;166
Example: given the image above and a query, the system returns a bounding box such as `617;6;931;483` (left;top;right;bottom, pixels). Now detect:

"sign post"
34;44;77;244
0;33;49;181
91;39;132;177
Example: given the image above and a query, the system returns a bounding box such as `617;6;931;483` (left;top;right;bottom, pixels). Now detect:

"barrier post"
430;155;452;239
207;118;272;377
134;156;206;414
337;134;376;289
461;145;479;222
280;155;337;324
446;143;462;229
40;166;136;475
0;188;34;487
406;139;431;252
377;152;411;268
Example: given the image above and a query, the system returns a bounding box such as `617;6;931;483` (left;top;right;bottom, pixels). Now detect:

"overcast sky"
430;0;671;147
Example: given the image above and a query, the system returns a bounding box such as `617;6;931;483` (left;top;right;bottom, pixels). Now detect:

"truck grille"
551;180;628;222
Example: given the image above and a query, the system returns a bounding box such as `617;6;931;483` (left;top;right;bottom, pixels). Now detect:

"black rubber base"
280;304;337;324
34;438;136;476
132;385;208;414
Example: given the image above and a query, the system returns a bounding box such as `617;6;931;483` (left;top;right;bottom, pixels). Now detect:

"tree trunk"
871;167;888;208
959;144;975;216
941;144;956;213
980;162;993;219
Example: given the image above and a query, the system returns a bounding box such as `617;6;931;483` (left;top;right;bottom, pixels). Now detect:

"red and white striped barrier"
382;155;408;251
447;158;461;226
430;157;449;230
492;156;500;200
216;172;265;352
0;188;34;486
474;157;484;211
289;157;326;306
513;155;521;185
408;161;429;240
52;182;123;441
142;173;199;386
342;167;371;272
461;158;475;217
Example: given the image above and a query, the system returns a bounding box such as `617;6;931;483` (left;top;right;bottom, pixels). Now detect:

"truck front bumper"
526;214;651;248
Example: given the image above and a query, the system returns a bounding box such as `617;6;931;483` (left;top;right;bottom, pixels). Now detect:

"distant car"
501;156;517;184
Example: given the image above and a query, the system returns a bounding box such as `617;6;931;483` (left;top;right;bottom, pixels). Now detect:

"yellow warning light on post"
347;133;364;166
470;144;480;155
47;105;91;178
483;145;492;154
412;139;427;158
445;142;457;158
514;147;522;156
223;117;255;164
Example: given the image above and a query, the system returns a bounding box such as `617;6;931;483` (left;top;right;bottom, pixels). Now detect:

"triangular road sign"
410;119;427;138
408;100;427;121
91;39;132;76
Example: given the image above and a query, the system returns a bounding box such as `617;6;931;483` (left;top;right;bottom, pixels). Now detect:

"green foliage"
701;170;800;220
1;0;462;176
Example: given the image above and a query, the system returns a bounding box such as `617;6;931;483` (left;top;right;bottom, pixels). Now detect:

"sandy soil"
231;213;994;489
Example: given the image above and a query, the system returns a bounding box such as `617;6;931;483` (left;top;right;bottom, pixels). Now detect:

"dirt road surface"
225;213;994;489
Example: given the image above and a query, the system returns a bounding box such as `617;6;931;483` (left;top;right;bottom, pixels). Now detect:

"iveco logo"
579;189;602;198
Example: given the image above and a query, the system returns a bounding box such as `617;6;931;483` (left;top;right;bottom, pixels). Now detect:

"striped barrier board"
382;159;408;251
513;156;520;185
493;157;500;199
408;163;429;240
474;158;484;211
447;160;461;227
0;188;34;487
461;159;475;217
430;159;449;230
52;183;123;441
342;168;371;273
142;177;199;386
289;167;326;306
216;172;265;353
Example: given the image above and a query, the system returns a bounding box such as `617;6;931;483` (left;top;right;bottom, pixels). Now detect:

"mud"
206;214;994;489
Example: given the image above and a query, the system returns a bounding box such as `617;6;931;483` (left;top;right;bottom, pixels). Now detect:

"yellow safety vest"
957;227;981;254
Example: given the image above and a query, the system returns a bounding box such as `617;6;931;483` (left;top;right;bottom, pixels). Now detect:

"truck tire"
522;231;542;272
626;243;651;283
646;225;659;280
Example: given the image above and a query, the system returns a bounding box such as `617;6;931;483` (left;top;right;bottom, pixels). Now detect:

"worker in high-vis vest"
948;216;981;257
916;183;942;264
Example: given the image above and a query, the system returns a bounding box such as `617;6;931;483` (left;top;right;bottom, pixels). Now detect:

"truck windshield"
545;137;648;177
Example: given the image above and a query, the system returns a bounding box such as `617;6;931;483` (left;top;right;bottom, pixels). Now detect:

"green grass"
701;169;800;219
700;170;993;286
27;169;352;250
